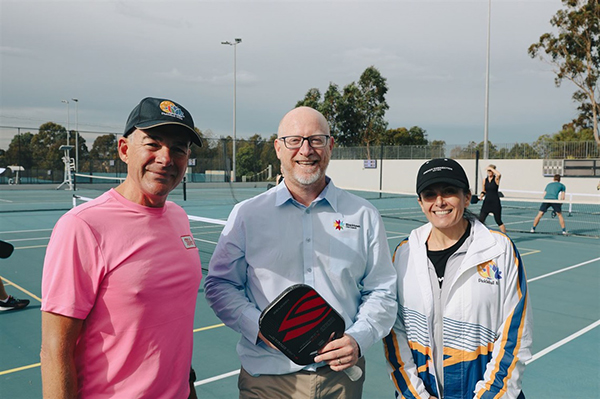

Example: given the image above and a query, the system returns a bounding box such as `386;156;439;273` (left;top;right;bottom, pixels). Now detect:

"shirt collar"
275;177;337;211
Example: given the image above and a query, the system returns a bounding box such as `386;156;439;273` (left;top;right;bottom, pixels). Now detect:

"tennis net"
73;195;227;269
343;188;600;238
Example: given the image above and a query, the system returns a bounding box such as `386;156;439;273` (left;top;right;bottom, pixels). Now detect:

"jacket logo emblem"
477;260;502;285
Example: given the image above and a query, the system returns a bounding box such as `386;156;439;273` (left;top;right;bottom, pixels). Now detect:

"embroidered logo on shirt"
477;260;502;285
333;220;361;231
181;235;196;249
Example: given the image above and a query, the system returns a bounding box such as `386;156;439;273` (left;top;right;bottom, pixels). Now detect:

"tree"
5;132;35;169
296;88;322;109
356;66;389;156
90;134;118;159
496;143;539;159
528;0;600;144
260;134;280;177
89;134;119;173
429;140;447;158
293;66;390;158
379;126;429;146
236;146;261;178
321;83;342;139
450;141;498;159
336;82;363;148
552;124;595;141
30;122;68;170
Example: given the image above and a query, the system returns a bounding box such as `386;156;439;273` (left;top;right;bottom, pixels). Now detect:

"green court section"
1;186;599;398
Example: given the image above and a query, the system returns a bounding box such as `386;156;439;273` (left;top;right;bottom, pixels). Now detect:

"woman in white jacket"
384;158;532;399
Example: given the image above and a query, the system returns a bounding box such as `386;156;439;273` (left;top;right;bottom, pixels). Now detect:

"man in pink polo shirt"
40;97;203;398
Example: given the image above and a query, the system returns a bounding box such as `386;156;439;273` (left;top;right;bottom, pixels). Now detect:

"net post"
471;150;480;204
568;193;573;217
379;143;384;199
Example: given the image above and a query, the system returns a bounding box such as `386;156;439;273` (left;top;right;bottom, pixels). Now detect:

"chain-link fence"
1;124;598;184
331;141;600;160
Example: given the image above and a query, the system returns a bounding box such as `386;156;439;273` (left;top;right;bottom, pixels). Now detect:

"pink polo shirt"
42;189;202;398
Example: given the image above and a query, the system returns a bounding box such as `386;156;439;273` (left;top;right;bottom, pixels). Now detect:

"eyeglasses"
419;186;462;201
278;135;330;149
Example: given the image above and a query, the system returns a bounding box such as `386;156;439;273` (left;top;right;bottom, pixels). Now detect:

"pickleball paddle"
259;284;363;381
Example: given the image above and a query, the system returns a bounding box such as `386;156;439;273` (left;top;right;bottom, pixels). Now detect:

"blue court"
0;185;598;398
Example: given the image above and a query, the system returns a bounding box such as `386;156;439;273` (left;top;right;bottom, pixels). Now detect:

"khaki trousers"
238;357;366;399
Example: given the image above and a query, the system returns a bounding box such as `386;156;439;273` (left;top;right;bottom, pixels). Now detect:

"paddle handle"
344;365;363;381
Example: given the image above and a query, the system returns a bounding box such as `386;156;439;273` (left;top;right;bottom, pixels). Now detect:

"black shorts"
539;202;562;213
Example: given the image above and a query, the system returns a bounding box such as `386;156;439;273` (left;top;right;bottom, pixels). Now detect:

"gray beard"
282;164;324;186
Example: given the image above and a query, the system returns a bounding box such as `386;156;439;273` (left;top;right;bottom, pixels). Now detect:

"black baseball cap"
124;97;202;146
416;158;470;194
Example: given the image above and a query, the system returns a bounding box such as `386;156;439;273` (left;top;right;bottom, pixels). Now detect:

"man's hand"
313;334;360;372
258;331;279;350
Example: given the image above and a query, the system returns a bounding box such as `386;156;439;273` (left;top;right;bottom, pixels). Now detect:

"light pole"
483;0;491;160
221;38;242;182
72;98;79;172
61;99;70;146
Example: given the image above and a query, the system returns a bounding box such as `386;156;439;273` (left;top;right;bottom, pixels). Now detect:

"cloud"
155;68;258;86
0;46;34;58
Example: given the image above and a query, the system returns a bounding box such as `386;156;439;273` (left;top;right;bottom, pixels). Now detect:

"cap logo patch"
160;101;185;121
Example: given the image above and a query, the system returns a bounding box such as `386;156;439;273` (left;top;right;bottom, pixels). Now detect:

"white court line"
194;238;218;245
193;256;600;387
4;236;50;242
193;320;600;386
0;228;53;234
194;370;240;386
526;319;600;364
188;215;227;225
387;235;408;240
528;257;600;282
523;257;600;364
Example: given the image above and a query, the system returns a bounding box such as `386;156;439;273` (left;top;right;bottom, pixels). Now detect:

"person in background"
478;164;506;233
40;97;203;398
531;174;567;235
205;106;397;399
0;239;30;312
384;158;532;399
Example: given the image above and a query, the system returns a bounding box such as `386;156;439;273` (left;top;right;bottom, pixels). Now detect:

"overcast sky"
0;0;576;151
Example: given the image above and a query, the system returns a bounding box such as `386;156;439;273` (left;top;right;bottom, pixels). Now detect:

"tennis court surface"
1;185;598;398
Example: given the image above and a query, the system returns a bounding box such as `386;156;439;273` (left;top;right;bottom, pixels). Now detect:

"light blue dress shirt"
205;179;397;376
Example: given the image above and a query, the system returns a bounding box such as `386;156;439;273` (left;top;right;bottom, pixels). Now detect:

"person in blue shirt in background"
205;106;397;399
531;174;567;235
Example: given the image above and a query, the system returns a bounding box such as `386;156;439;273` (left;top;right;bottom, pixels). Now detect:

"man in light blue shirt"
205;107;397;398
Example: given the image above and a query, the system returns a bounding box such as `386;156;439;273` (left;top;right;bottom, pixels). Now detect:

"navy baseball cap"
416;158;470;194
124;97;202;146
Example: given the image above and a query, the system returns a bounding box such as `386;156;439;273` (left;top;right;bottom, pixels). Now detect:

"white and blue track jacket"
384;220;532;399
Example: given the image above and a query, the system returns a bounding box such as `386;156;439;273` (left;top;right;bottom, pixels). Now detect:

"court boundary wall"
328;159;600;196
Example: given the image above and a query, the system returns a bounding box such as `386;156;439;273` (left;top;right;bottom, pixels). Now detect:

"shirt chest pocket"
326;230;367;282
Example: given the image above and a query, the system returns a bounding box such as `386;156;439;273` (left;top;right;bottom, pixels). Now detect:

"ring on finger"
337;358;342;366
